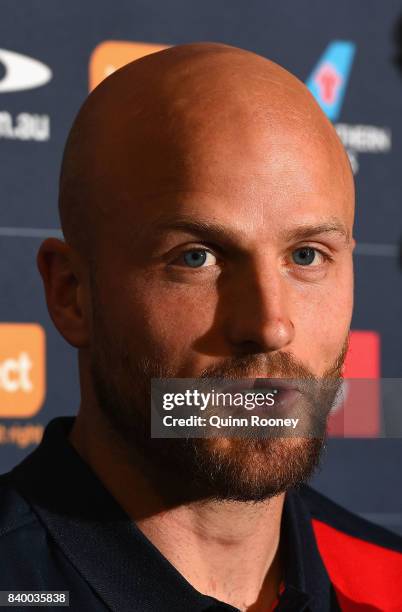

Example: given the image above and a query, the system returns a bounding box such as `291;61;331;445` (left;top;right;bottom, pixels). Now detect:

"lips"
217;377;299;395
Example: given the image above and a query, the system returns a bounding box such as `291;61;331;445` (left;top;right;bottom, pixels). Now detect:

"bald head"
58;42;353;257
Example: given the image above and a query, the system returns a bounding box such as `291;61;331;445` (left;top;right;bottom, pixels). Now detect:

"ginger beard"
89;277;348;503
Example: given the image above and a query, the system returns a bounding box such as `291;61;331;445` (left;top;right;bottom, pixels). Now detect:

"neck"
69;406;285;611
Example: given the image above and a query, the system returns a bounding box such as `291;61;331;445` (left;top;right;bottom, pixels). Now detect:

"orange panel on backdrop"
0;323;46;418
89;40;169;91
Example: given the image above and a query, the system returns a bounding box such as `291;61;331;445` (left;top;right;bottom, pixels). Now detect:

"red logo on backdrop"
314;62;343;104
328;331;380;437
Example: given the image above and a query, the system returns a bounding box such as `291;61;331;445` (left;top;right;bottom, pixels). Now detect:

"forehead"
91;111;353;253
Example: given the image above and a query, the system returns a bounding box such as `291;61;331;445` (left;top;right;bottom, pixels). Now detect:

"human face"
87;104;354;501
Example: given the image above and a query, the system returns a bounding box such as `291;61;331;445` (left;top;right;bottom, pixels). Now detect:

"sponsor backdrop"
0;1;401;531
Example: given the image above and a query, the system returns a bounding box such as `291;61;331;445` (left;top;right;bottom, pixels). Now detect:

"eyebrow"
155;219;238;244
281;222;350;244
154;218;350;246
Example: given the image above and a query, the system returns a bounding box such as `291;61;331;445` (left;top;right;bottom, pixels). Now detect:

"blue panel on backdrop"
306;40;356;121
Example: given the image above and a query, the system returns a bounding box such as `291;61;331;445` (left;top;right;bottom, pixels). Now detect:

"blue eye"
292;247;320;266
183;249;216;268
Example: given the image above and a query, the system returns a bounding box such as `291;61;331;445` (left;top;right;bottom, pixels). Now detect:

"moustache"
199;351;315;380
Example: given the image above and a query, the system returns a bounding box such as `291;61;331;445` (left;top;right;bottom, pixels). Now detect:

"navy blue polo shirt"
0;417;401;611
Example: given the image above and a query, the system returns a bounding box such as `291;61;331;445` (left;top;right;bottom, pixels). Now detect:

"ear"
36;238;91;348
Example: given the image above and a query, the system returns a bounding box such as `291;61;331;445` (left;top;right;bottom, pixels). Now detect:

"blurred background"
0;1;401;532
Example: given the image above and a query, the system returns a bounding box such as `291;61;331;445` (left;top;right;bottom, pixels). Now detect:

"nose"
223;261;295;355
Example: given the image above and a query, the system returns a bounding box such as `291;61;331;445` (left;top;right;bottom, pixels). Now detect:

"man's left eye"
292;247;323;266
181;249;217;268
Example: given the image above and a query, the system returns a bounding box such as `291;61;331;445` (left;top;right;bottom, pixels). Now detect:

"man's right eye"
174;249;218;268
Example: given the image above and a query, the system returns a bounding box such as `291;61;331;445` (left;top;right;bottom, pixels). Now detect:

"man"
0;42;401;611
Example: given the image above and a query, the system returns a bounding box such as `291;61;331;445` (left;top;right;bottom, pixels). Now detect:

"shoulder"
0;471;39;539
301;484;402;552
0;470;51;584
300;485;402;610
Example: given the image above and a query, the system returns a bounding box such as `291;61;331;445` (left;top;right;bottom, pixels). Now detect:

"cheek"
111;277;219;366
293;265;353;372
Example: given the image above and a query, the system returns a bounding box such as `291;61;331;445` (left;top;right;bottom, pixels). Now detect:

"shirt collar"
12;417;334;611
